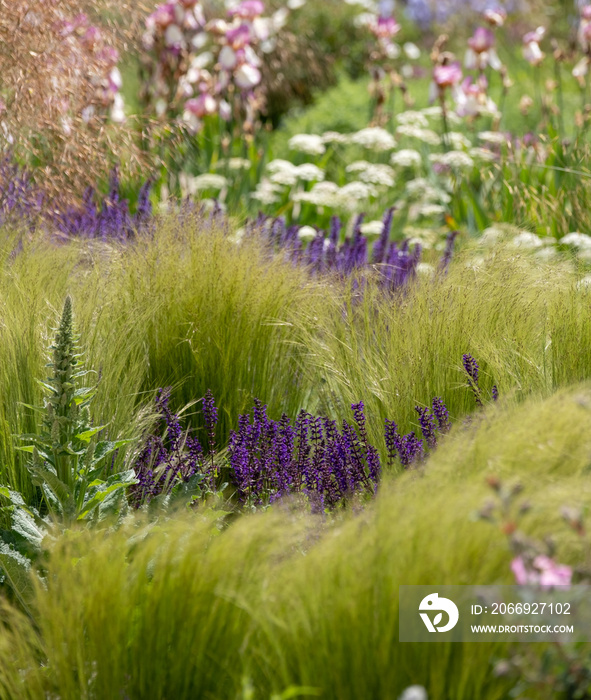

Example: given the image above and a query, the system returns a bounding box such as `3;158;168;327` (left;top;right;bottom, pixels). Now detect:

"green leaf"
75;426;107;442
0;542;34;614
16;402;44;414
0;487;9;500
78;470;138;520
92;439;132;463
27;464;72;513
9;506;46;549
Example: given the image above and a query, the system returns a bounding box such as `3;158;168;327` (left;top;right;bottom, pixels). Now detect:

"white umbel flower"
350;127;396;151
288;133;326;155
391;149;422;168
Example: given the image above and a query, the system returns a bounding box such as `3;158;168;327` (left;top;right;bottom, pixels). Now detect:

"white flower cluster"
429;151;475;170
390;149;422;168
406;177;451;203
288;133;326;155
266;159;324;186
349;127;396;151
395;110;429;128
251;179;284;205
345;161;395;187
396;125;441;146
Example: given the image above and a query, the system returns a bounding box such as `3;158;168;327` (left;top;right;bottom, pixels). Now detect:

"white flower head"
561;232;591;248
360;220;385;238
478;130;508;145
296;163;325;181
322;131;350;145
350;127;396;151
251;179;284;205
298;225;317;241
191;173;227;190
511;232;543;248
288;133;326;155
396;125;441;146
391;149;422;168
430;151;474;169
395;110;429;128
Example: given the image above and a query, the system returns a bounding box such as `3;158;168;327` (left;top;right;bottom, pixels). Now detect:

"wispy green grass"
297;248;591;452
2;385;591;699
0;218;326;505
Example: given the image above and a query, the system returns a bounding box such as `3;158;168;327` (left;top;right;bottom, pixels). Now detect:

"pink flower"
147;4;176;31
483;7;506;26
81;26;102;50
218;45;237;70
455;75;498;117
522;28;545;66
219;99;232;121
234;63;261;89
371;15;400;39
523;26;546;44
465;27;502;71
185;93;218;117
511;556;532;585
533;556;572;588
582;4;591;20
228;1;265;21
226;23;252;49
511;555;572;589
468;27;495;53
433;62;462;88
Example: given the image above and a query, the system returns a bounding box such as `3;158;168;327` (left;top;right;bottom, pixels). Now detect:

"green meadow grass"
0;219;326;506
2;222;591;506
299;247;591;453
1;385;590;699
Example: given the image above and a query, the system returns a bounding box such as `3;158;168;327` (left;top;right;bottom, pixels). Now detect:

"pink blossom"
147;4;176;31
219;99;232;121
234;62;261;89
219;45;238;70
511;556;532;585
371;15;401;39
226;23;252;49
81;26;102;50
468;27;495;53
185;93;218;117
533;556;572;588
228;1;265;21
483;7;506;26
582;4;591;20
511;555;572;589
433;62;462;88
523;41;544;66
164;24;185;49
523;26;546;45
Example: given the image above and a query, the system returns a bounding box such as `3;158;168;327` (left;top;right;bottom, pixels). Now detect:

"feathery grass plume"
4;388;591;698
0;0;149;201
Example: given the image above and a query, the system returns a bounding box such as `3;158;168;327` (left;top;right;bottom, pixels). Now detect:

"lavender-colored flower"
431;397;450;433
415;406;437;450
462;353;483;407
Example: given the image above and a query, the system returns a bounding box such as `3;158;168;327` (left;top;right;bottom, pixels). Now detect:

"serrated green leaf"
28;464;72;512
78;470;138;520
0;543;34;614
74;426;107;442
93;439;132;463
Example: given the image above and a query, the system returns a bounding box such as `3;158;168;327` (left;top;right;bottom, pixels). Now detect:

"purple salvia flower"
431;397;450;433
463;353;483;407
415;405;437;450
